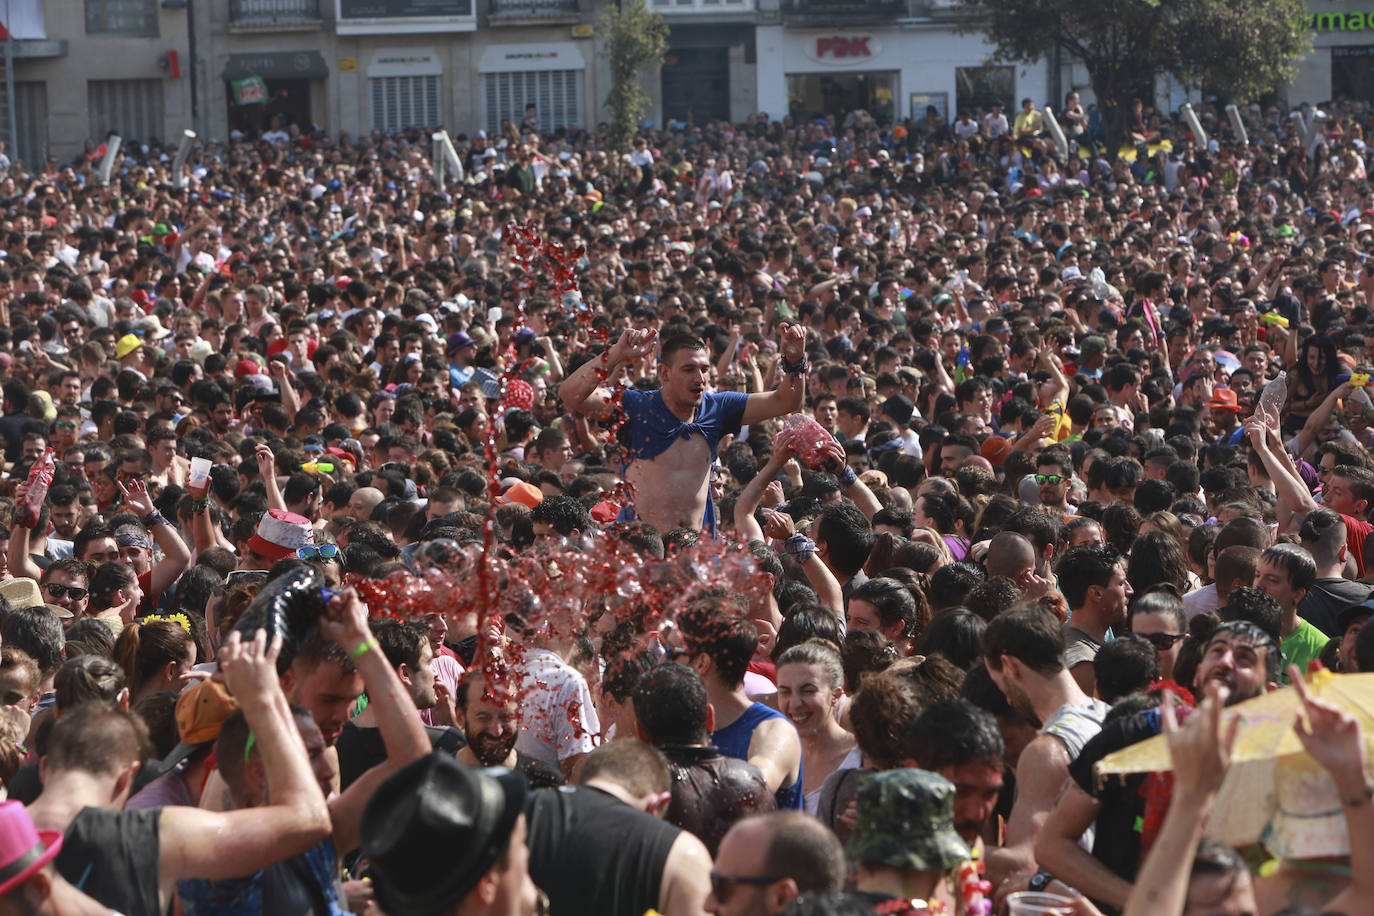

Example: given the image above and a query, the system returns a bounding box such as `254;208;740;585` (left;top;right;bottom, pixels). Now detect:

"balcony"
488;0;580;24
780;0;904;21
649;0;755;16
230;0;323;29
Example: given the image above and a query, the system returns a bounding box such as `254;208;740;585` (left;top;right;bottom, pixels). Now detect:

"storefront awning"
223;51;328;81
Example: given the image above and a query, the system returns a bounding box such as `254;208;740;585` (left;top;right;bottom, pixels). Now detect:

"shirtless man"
560;327;807;535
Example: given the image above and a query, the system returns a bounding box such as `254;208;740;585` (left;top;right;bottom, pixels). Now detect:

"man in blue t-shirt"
560;324;808;536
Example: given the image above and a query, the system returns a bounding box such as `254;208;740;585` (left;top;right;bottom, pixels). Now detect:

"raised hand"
118;477;155;517
219;628;285;704
761;508;797;541
1162;686;1238;801
779;323;807;362
610;327;658;364
255;443;277;480
1292;664;1368;790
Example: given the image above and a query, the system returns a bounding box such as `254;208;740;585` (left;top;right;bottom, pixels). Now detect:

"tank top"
57;807;162;916
1040;699;1110;760
526;785;681;916
711;701;804;810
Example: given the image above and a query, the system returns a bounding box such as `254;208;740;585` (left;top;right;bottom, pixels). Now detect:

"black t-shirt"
515;750;565;789
1068;711;1162;893
526;785;681;916
1299;578;1371;638
335;721;465;791
56;807;162;916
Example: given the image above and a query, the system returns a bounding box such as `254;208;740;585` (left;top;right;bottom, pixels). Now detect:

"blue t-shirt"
619;388;749;536
178;838;345;916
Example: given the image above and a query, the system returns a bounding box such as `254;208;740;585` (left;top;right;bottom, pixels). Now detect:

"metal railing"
229;0;322;25
488;0;579;17
780;0;904;16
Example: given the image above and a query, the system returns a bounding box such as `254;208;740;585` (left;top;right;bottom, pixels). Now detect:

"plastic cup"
1006;892;1076;916
189;457;212;486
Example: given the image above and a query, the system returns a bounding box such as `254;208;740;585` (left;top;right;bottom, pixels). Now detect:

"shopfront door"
1333;46;1374;103
662;47;730;125
787;71;896;124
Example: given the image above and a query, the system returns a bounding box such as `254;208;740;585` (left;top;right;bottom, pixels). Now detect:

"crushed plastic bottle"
16;448;54;530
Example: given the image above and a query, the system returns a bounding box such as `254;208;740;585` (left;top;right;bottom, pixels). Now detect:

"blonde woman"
776;640;860;815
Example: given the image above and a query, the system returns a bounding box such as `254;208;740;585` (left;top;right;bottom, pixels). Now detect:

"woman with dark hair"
1129;588;1189;681
1101;504;1142;556
1286;334;1339;434
1126;530;1192;598
916;607;986;671
771;605;846;663
914;490;970;562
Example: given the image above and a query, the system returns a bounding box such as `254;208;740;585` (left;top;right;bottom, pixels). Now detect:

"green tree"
597;0;669;149
955;0;1311;150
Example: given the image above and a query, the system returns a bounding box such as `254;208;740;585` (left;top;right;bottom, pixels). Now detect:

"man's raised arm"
559;328;657;417
741;324;807;425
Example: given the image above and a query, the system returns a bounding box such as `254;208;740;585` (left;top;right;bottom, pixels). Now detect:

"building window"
88;79;165;144
481;70;580;137
85;0;159;36
955;65;1013;117
369;75;441;132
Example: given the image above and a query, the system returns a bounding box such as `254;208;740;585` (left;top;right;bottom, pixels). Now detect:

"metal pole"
6;0;16;168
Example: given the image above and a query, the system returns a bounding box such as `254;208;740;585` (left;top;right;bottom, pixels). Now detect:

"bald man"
347;486;385;521
984;531;1051;599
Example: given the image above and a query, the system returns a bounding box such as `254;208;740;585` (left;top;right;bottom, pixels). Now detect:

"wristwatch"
1028;871;1055;892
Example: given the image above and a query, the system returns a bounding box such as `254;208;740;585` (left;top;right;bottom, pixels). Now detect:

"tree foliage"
955;0;1311;148
597;0;669;150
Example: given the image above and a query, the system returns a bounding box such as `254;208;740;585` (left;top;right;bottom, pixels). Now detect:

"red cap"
234;359;260;379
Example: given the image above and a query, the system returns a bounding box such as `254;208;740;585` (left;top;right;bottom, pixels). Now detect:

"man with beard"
981;606;1109;887
335;618;465;791
455;668;563;788
1056;545;1133;696
1036;621;1280;911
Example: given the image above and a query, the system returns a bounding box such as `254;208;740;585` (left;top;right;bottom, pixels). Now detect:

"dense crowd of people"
0;92;1373;916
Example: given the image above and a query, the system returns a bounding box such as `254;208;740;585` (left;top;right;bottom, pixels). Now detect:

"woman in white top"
695;157;734;204
776;640;860;815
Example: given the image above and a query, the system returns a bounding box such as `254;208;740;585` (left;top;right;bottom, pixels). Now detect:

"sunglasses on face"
1034;474;1064;485
54;421;76;430
709;871;780;901
297;545;340;560
44;582;88;601
1139;631;1183;650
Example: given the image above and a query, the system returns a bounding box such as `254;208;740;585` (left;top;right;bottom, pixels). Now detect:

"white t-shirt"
515;647;601;767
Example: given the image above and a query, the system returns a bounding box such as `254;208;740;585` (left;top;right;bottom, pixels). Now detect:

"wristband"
784;534;817;564
141;511;166;528
780;356;809;377
837;465;859;488
1341;781;1374;808
192;497;211;513
350;637;380;660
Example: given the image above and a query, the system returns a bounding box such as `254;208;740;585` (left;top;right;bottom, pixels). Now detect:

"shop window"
86;0;159;36
87;79;164;144
955;65;1013;117
369;75;441;133
481;70;581;137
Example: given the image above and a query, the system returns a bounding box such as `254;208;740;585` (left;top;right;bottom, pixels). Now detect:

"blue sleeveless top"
711;702;804;810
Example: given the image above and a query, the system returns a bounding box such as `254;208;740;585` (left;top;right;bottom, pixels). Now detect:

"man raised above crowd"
560;325;807;535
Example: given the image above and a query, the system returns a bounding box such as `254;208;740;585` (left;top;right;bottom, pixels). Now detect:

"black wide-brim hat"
362;752;529;916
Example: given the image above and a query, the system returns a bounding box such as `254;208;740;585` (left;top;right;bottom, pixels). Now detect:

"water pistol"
1260;313;1289;329
301;461;334;475
1339;373;1371;388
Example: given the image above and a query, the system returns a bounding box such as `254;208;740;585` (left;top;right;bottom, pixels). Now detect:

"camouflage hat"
845;769;970;872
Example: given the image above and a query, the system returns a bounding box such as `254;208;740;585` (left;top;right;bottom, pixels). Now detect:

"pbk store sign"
804;35;881;66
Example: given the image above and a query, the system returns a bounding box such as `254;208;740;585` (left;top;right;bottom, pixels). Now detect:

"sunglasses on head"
1034;474;1064;485
1138;631;1184;650
297;545;340;560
